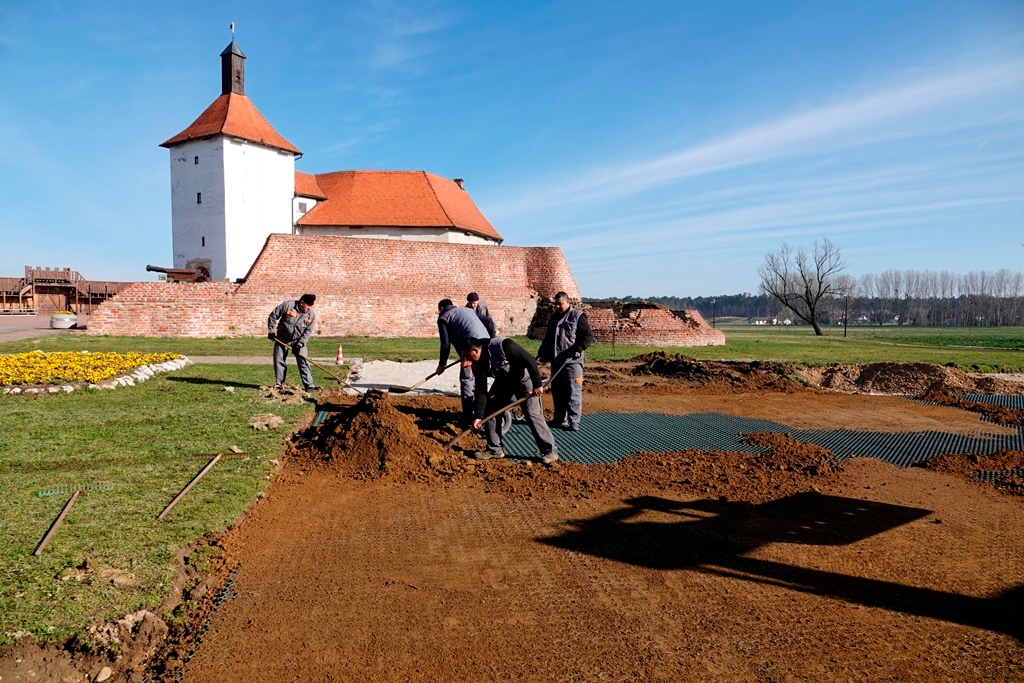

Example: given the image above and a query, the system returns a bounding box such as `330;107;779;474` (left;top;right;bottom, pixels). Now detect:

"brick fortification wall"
88;235;580;338
582;302;725;347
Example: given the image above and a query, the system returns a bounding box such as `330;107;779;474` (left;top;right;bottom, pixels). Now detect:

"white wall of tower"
222;138;296;281
169;138;226;279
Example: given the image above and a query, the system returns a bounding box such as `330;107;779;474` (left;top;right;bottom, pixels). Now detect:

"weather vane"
230;22;235;39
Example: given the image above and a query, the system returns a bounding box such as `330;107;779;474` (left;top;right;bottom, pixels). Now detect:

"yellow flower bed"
0;351;182;387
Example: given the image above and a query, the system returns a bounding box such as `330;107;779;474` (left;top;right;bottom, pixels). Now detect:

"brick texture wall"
584;302;725;347
88;235;580;338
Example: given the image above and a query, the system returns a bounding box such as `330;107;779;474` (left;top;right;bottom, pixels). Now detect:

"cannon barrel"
145;265;209;282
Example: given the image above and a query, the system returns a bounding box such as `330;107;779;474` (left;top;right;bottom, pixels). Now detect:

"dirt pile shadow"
288;389;478;482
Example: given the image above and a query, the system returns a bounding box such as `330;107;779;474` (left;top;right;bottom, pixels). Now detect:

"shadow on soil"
541;492;1023;640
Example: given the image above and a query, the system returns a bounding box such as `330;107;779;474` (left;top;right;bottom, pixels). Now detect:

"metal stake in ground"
157;451;248;521
388;359;459;394
272;337;364;395
444;362;569;451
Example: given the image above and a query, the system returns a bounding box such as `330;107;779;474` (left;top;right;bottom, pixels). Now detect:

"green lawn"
0;364;325;645
667;324;1024;371
4;326;1022;370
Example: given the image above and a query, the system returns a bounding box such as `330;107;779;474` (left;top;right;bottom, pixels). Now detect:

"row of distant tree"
585;267;1024;328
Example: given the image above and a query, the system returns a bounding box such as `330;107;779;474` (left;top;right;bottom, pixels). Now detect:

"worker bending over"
437;298;491;426
267;294;318;391
464;336;558;464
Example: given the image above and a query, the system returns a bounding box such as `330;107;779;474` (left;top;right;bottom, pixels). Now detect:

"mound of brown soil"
922;449;1024;495
289;389;475;482
626;352;798;392
475;432;841;504
919;389;1024;426
817;362;1024;396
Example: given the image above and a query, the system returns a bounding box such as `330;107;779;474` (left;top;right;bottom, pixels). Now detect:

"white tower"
160;41;301;282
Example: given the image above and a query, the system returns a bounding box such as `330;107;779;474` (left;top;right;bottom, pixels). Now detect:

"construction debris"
258;384;308;405
249;414;284;430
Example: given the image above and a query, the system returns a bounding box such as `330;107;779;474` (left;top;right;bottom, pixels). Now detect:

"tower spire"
220;28;246;96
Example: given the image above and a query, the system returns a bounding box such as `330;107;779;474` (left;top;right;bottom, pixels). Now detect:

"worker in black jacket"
537;291;594;431
464;336;558;464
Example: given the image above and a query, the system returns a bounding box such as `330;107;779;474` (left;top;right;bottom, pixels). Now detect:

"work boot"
547;419;568;430
540;450;559;464
472;451;505;460
566;423;580;432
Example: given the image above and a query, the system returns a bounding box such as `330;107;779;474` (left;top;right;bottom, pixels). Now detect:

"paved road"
0;314;88;343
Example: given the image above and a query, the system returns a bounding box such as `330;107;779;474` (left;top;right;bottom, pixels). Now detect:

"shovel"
388;359;460;394
444;361;569;451
272;337;364;395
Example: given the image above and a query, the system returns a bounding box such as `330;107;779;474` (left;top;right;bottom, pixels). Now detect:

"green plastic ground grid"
499;406;1024;474
961;395;1024;410
973;468;1024;483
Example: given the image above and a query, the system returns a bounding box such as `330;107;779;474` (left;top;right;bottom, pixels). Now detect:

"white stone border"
2;356;194;395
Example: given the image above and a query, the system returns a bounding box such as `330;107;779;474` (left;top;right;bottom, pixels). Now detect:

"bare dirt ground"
4;357;1024;682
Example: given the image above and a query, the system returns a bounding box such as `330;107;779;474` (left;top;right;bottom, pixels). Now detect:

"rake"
34;485;113;555
37;484;114;498
158;450;248;521
272;337;364;395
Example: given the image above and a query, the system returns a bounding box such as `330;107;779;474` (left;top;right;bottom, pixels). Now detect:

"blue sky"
0;0;1021;297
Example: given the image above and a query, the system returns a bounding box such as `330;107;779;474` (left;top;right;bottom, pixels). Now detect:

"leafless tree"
758;238;847;335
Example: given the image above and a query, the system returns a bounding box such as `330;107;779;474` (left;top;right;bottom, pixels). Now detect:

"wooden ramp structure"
0;266;132;315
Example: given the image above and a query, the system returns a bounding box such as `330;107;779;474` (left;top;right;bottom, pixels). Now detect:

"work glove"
268;333;276;341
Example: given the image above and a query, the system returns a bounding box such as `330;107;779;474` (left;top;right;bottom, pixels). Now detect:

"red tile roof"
160;93;301;155
296;171;502;242
294;171;327;199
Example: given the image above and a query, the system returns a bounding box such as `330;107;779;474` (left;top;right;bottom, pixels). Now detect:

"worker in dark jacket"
437;299;490;425
538;291;594;431
464;336;558;464
268;294;317;391
466;292;496;337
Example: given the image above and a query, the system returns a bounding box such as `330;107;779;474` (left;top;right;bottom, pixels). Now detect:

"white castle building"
161;41;503;282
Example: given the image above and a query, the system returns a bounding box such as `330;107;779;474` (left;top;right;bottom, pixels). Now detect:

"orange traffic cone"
335;344;344;365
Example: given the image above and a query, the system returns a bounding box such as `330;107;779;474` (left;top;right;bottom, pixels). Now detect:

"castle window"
298;202;307;214
197;192;202;204
194;156;199;165
202;236;206;247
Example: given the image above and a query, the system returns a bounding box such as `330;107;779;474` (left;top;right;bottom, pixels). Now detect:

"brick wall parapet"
88;235;576;338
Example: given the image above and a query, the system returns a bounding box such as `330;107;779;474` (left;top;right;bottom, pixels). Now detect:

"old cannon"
146;265;211;283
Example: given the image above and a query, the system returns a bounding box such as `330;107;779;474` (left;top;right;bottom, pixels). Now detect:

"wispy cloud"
490;56;1024;218
360;1;456;71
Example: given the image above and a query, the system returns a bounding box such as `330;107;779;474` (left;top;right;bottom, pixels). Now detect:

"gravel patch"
349;360;461;395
